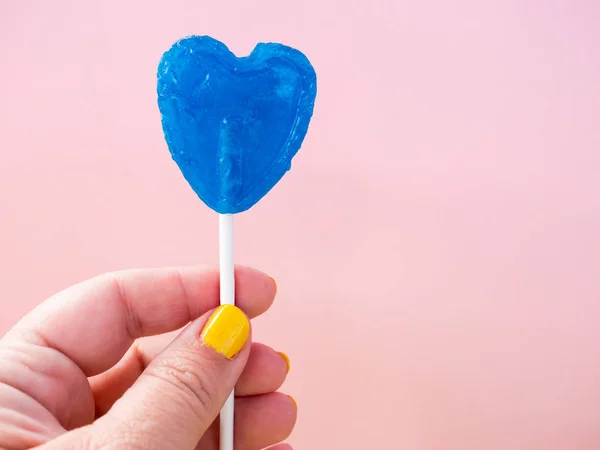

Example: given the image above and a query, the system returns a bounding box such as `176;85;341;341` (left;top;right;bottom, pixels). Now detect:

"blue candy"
157;36;317;214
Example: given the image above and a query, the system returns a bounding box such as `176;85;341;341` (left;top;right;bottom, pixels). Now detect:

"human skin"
0;265;296;450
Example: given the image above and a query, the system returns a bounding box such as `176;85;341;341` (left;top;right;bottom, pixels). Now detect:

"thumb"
97;304;251;450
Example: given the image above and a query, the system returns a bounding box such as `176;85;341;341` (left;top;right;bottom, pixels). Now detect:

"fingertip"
287;395;297;410
278;351;291;373
235;344;288;396
234;266;277;317
278;392;298;426
232;393;297;448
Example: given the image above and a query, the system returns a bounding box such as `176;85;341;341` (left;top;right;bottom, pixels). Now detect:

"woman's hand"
0;266;295;449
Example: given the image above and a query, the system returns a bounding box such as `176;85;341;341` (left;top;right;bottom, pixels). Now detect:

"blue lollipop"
158;35;317;214
156;35;317;450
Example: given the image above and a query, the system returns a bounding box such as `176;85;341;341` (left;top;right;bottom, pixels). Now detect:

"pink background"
1;1;600;448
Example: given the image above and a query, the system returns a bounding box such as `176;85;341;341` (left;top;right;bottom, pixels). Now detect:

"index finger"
3;265;276;376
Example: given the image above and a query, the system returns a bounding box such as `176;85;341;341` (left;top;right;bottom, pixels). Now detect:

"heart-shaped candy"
157;36;317;214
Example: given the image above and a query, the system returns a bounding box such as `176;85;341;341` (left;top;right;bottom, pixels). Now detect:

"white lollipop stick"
218;213;235;450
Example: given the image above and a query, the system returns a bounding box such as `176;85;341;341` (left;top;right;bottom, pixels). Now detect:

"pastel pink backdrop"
1;1;600;448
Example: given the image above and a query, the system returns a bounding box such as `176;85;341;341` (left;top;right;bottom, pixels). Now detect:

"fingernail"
200;305;250;359
288;395;297;409
269;276;278;294
278;351;291;373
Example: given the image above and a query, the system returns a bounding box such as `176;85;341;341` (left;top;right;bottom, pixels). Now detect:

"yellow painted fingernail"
278;351;291;373
200;305;250;359
288;395;297;409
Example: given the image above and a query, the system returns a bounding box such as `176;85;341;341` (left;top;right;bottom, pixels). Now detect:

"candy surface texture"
157;35;317;214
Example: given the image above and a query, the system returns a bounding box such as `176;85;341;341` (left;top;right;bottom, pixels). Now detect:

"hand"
0;266;296;449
